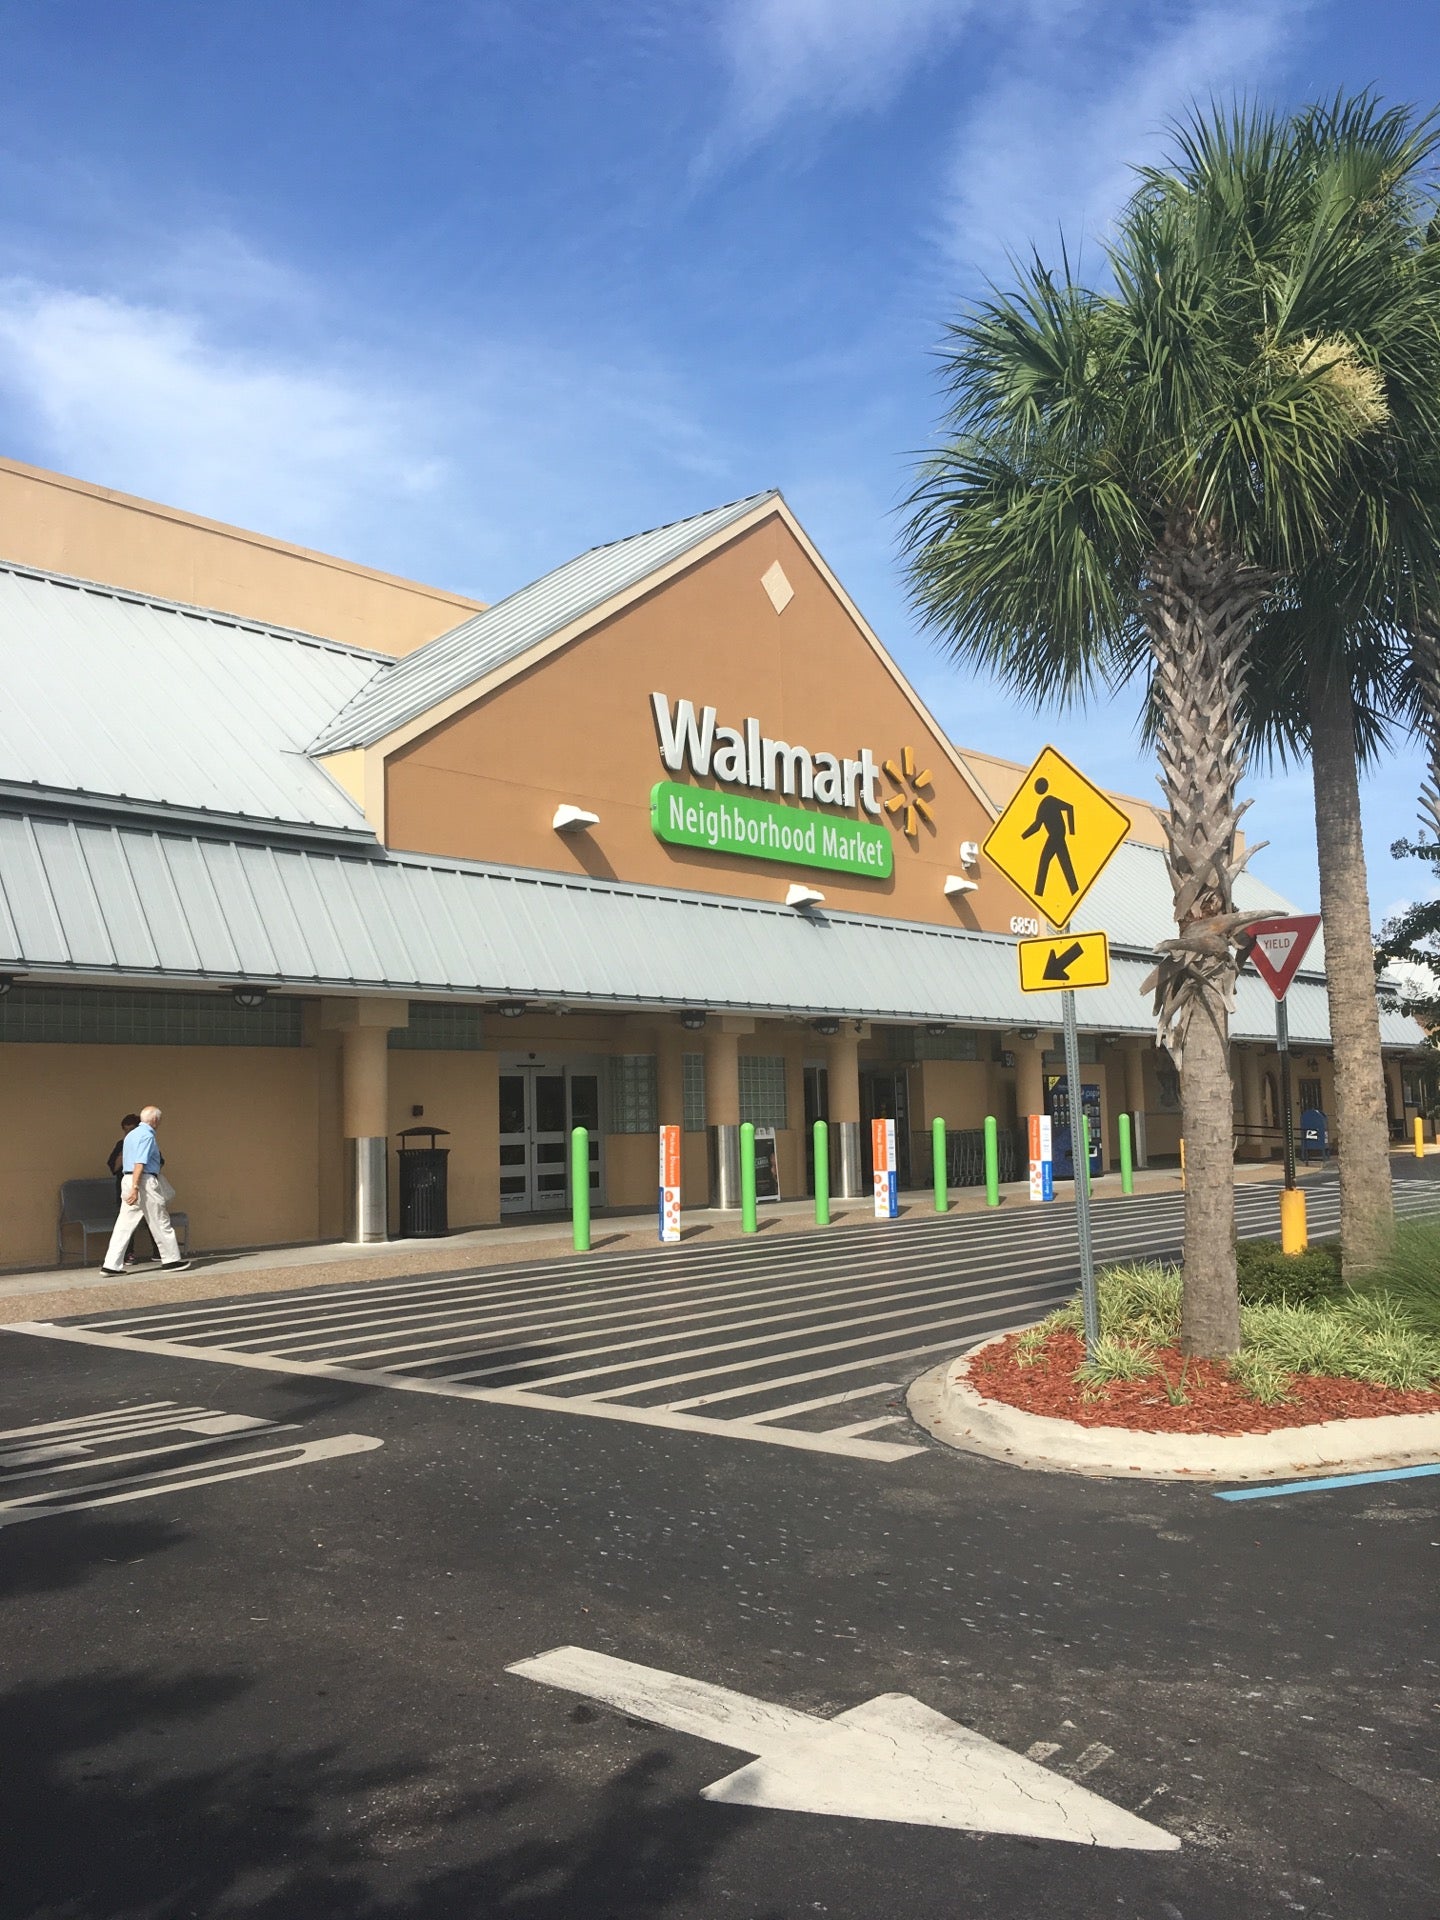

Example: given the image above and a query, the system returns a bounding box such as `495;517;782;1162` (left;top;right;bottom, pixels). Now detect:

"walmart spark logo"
883;746;934;837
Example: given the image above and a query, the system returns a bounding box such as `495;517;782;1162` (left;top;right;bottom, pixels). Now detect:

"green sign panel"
650;781;893;878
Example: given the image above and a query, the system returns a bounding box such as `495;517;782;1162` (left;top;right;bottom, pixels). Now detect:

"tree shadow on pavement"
1;1664;783;1920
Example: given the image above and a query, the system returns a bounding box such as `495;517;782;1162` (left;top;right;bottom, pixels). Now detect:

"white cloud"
940;0;1306;279
704;0;984;164
0;279;446;546
0;247;737;595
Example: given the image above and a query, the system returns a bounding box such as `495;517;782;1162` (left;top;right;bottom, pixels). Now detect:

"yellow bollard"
1280;1187;1308;1254
1415;1117;1426;1159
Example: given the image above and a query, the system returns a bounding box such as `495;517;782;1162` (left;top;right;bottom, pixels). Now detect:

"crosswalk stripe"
14;1173;1438;1468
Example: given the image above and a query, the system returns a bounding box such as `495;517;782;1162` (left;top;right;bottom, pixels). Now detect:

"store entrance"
803;1065;829;1195
498;1061;602;1214
859;1067;912;1188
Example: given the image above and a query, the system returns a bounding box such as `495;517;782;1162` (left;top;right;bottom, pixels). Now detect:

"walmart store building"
0;457;1426;1269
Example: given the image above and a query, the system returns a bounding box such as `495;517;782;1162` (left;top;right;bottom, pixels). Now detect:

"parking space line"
1215;1462;1440;1501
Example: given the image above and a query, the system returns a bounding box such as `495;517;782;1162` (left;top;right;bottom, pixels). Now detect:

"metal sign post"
1061;979;1100;1357
1244;913;1320;1253
986;744;1130;1367
1276;996;1297;1191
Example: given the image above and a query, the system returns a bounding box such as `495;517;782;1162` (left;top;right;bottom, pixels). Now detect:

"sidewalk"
1;1159;1315;1326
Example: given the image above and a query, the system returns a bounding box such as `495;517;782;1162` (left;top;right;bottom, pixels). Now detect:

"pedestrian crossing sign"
983;746;1130;928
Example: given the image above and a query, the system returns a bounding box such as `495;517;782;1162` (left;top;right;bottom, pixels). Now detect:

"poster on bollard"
752;1125;780;1202
658;1124;681;1242
1028;1113;1054;1203
872;1117;898;1218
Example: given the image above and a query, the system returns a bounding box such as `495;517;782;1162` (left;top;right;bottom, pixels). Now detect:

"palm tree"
905;103;1440;1354
1238;100;1440;1273
1242;584;1409;1272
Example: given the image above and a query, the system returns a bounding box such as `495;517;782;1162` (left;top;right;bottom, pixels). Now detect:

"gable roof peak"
308;489;781;754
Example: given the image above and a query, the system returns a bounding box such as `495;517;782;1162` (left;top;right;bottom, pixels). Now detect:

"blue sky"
2;0;1438;921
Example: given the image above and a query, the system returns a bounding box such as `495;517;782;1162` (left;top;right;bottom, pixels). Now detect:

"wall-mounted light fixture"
785;883;824;910
924;1022;948;1038
496;1000;529;1019
1017;1027;1038;1042
811;1017;841;1037
959;841;980;867
943;874;979;896
552;804;600;832
0;973;19;998
230;986;269;1010
679;1009;708;1031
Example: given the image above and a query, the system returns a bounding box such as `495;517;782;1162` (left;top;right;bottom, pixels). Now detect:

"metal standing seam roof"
1082;838;1331;980
0;563;385;834
0;811;1423;1049
308;491;780;753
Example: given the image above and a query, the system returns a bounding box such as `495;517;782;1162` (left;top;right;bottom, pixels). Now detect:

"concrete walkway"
2;1159;1324;1326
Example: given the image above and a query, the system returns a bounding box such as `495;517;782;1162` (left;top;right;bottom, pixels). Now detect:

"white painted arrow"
507;1646;1179;1851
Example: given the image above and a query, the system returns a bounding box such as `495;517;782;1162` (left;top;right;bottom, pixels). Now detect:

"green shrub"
1239;1298;1440;1391
1236;1238;1343;1307
1228;1350;1293;1406
1072;1335;1159;1389
1356;1220;1440;1337
1013;1325;1048;1367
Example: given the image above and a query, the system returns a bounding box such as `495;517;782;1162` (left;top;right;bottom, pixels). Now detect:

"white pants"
102;1173;182;1269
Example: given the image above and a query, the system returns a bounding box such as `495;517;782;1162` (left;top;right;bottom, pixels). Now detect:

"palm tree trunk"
1309;667;1395;1272
1143;522;1264;1357
1180;996;1238;1352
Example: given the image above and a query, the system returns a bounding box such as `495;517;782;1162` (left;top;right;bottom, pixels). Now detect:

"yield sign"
1245;914;1321;1001
983;746;1131;928
509;1644;1178;1850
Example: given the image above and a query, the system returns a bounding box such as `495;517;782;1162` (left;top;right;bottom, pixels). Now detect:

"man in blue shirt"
100;1105;189;1274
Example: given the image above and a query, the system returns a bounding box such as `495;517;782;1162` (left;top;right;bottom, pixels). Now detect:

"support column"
704;1020;747;1209
1123;1040;1149;1169
322;997;406;1243
827;1027;863;1199
655;1021;685;1130
1239;1045;1264;1157
1016;1034;1050;1131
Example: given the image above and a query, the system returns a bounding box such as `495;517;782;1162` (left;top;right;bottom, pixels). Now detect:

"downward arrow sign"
1043;940;1085;981
508;1645;1179;1850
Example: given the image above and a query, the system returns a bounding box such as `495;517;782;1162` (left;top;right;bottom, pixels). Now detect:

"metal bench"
56;1178;190;1266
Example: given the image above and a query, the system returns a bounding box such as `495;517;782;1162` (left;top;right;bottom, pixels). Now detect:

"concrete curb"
907;1337;1440;1481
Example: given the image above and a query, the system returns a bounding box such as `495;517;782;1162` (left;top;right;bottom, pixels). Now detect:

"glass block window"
909;1028;980;1062
1043;1038;1099;1069
739;1054;787;1128
607;1054;657;1134
0;984;302;1047
682;1052;706;1132
389;1001;486;1050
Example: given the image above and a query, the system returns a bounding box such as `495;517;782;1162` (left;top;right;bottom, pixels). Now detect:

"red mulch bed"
969;1328;1440;1435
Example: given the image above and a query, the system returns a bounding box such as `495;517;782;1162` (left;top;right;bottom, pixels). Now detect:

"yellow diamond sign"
1018;930;1111;993
983;746;1130;928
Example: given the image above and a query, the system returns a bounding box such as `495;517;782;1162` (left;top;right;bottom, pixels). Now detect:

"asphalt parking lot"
2;1295;1436;1920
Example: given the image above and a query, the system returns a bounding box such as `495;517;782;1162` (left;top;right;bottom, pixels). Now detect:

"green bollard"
933;1116;948;1213
1080;1115;1092;1196
1118;1112;1134;1195
740;1121;757;1234
571;1126;591;1251
984;1114;1000;1207
813;1119;830;1226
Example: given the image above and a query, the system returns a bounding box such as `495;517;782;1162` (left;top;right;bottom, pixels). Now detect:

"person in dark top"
106;1113;154;1264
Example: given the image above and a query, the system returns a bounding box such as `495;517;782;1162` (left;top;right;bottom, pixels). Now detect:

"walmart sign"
650;783;893;876
649;693;893;878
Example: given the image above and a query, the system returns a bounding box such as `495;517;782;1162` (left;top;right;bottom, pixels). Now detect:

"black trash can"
397;1126;451;1237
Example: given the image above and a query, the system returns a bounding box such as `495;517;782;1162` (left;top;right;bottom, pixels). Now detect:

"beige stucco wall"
0;456;483;655
385;1050;500;1231
9;1041;321;1269
385;515;1036;932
